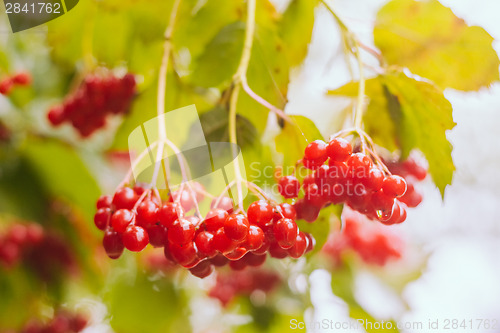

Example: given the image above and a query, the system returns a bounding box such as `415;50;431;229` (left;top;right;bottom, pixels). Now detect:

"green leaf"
328;71;455;197
275;115;323;168
189;22;245;88
374;0;500;91
22;138;101;222
328;79;399;151
331;264;400;333
279;0;317;67
383;71;455;197
105;269;188;333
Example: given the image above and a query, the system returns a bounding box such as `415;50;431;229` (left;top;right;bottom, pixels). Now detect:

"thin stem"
353;43;365;130
228;0;256;211
241;79;291;123
117;141;160;190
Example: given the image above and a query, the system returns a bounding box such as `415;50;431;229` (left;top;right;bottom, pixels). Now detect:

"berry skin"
273;203;297;221
211;196;234;213
243;252;267;267
382;175;407;197
158;202;182;227
111;209;135;233
225;247;248;261
112;187;138;210
0;78;13;95
224;214;250;241
169;241;199;267
136;200;159;226
347;153;373;178
204;208;229;232
94;208;111;231
103;230;124;259
242;225;264;251
288;232;308;258
195;231;217;257
189;260;214;278
362;168;384;192
12;72;31;85
371;190;395;212
269;242;289;258
273;218;298;249
278;176;300;198
213;228;237;254
147;225;168;247
304;140;328;162
294;199;320;222
122;225;149;252
327;137;352;162
170;190;195;212
247;200;274;227
168;218;196;245
96;195;112;209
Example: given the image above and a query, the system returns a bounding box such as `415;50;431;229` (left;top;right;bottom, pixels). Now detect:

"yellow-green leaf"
374;0;499;91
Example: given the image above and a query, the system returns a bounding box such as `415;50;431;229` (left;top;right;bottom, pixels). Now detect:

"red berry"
273;218;298;249
224;214;250;241
111;209;135;233
195;231;217;257
168;218;195;244
304;183;326;208
112;187;138;210
169;241;199;267
247;200;274;227
303;156;324;170
122;225;149;252
278;176;300;198
243;252;267;266
213;228;237;254
0;78;13;95
294;199;320;222
26;224;44;244
204;208;228;232
273;203;297;221
362;168;384;192
47;106;65;126
103;230;124;259
382;175;407;197
229;259;247;270
96;195;112;209
347;153;372;178
7;224;28;245
288;232;308;258
225;247;248;261
158;202;182;227
327;137;352;162
136;200;159;226
304;140;327;162
242;225;264;250
269;242;289;258
12;72;31;85
189;260;214;278
170;190;195;212
147;225;168;247
371;190;395;212
94;208;111;231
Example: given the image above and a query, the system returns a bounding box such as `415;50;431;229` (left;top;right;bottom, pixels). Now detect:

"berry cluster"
208;269;281;307
94;183;315;278
0;72;31;95
1;310;88;333
47;73;136;137
0;223;77;282
385;158;426;208
323;210;403;266
278;137;412;225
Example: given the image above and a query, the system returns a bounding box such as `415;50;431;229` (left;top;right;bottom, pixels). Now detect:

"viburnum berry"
224;214;250;241
212;228;237;254
204;208;228;232
225;247;248;261
304;140;328;163
136;199;159;226
112;187;138;210
96;194;112;209
278;175;300;198
159;202;182;227
273;203;297;221
327;137;352;162
242;225;265;250
189;259;214;278
0;78;13;95
168;218;196;245
347;153;372;178
169;241;199;267
273;218;298;249
382;175;407;197
288;232;308;258
111;209;135;233
195;231;217;257
362;168;384;192
12;72;31;85
122;225;149;252
247;200;273;227
211;196;234;213
147;225;168;248
94;208;111;231
103;230;124;259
